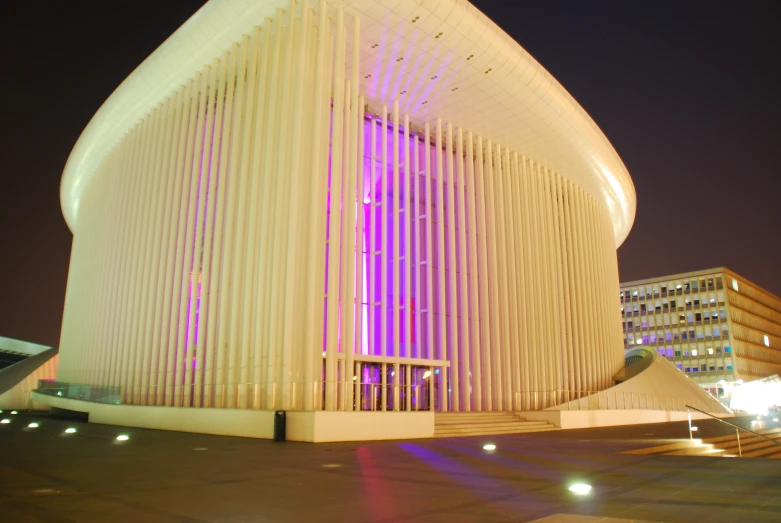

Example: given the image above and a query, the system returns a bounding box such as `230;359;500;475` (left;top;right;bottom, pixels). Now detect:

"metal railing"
686;404;781;457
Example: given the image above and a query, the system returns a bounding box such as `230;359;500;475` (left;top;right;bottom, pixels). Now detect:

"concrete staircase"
623;427;781;458
702;427;781;458
434;412;558;438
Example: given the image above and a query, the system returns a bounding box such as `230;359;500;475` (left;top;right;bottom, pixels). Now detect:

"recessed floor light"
64;428;77;434
28;422;40;428
568;483;592;495
482;443;496;451
1;419;10;424
11;411;18;415
321;463;341;468
116;435;129;441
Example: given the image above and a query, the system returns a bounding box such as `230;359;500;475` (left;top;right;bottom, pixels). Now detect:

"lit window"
725;346;731;353
727;364;733;371
692;350;698;356
707;348;714;355
764;335;770;347
731;279;739;291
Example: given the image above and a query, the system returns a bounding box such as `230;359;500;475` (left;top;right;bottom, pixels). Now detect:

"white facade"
57;0;636;415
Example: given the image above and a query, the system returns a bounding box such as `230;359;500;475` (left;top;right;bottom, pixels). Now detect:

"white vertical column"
501;151;521;409
302;3;330;410
368;115;377;360
324;8;346;410
463;132;481;410
424;123;434;364
392;101;401;411
511;154;531;404
413;131;422;361
434;119;448;411
483;142;503;409
256;21;284;409
444;123;460;410
341;13;360;411
404;114;412;364
380;103;388;411
473;136;492;410
454;127;471;410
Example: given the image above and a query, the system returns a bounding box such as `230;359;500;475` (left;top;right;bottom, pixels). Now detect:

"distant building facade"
620;268;781;400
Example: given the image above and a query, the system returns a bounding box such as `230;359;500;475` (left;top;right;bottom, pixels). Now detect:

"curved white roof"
61;0;636;245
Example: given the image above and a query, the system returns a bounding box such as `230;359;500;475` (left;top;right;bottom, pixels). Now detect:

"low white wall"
521;409;732;430
30;392;433;442
31;392;275;439
287;411;435;442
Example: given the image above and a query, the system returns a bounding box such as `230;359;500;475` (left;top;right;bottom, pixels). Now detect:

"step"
623;439;704;455
708;435;781;452
434;425;558;437
434;413;521;421
434;423;551;432
741;444;781;458
666;445;726;457
435;420;549;429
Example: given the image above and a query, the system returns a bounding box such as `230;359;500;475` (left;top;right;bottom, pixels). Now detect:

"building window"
707;348;714;355
692;349;698;356
701;364;707;371
685;367;691;373
732;279;739;291
676;363;683;370
727;364;733;371
724;346;731;353
675;350;681;357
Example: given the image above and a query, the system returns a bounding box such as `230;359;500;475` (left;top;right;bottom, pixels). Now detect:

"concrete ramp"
0;347;58;410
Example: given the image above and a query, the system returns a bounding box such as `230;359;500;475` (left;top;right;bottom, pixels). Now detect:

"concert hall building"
48;0;638;440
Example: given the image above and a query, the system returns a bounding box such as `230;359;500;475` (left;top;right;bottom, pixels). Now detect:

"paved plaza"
0;412;778;522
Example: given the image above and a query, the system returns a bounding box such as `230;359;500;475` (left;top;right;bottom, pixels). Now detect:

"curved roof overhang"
61;0;636;246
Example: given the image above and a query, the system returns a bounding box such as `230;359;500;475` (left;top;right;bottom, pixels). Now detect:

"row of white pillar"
58;0;624;412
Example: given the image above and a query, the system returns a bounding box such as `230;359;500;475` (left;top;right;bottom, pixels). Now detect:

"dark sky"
1;1;779;347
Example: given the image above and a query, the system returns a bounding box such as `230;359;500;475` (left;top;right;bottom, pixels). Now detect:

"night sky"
2;1;779;347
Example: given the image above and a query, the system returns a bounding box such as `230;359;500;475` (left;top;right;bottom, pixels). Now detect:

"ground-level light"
28;422;39;428
482;443;497;451
116;434;129;441
64;428;77;434
1;419;10;424
568;483;592;495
